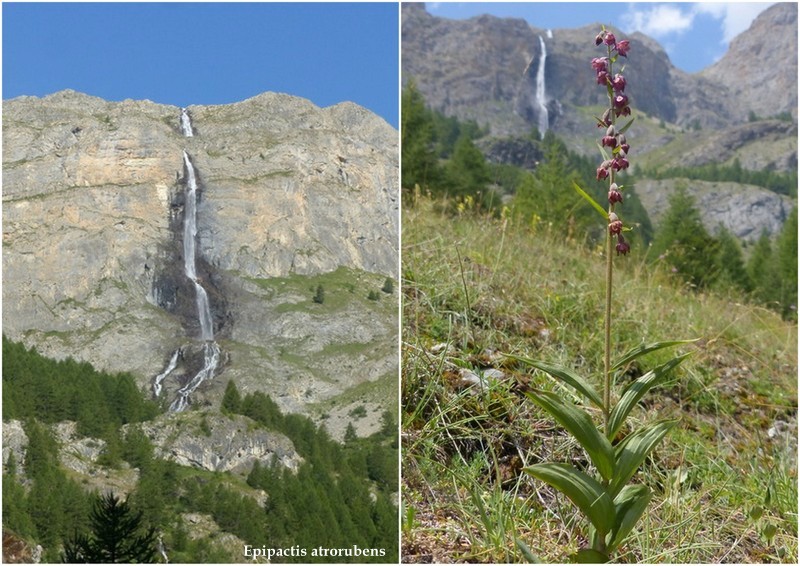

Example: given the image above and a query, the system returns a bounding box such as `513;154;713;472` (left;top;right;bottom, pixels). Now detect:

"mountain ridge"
3;89;399;428
402;3;798;136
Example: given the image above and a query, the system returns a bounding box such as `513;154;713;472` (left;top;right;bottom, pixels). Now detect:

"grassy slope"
401;196;797;563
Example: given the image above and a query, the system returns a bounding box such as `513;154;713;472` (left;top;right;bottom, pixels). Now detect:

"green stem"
603;41;615;435
604;218;613;433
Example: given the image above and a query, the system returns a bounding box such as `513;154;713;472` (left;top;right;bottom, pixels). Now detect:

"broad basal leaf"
612;339;697;371
607;354;690;439
610;420;678;497
507;355;604;409
607;484;651;553
526;389;615;481
572;549;610;563
524;463;615;537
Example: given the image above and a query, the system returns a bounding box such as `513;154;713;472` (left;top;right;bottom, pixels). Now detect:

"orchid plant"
510;27;695;563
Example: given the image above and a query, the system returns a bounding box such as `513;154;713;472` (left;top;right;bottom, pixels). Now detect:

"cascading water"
153;349;179;397
152;109;220;411
180;108;194;137
535;35;549;136
182;151;214;341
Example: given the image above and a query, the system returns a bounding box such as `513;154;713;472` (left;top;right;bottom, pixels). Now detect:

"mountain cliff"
402;3;796;236
3;90;399;430
403;3;797;135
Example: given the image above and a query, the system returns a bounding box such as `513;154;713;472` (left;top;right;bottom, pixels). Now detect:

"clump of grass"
401;195;797;563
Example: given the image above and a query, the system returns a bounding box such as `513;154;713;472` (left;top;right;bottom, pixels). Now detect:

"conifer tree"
651;185;719;288
62;492;157;563
401;80;440;191
748;230;780;306
715;225;752;292
775;207;798;317
220;379;242;413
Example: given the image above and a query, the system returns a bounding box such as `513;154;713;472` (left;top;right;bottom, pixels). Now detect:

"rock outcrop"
132;412;302;474
3;90;399;421
634;179;793;241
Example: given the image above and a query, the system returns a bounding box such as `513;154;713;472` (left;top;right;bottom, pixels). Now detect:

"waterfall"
153;349;179;397
182;151;214;341
152;109;220;412
169;342;220;412
535;35;549;136
180;108;194;137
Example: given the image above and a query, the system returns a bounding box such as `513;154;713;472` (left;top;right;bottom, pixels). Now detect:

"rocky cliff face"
3;90;398;426
402;3;797;137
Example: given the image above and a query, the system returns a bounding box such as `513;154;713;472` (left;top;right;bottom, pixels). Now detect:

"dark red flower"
595;32;605;46
611;156;630;171
615;40;631;57
616;235;631;255
604;32;616;46
596;165;610;180
615;105;632;118
602;135;617;148
611;74;626;92
591;57;609;72
608;183;623;204
609;219;623;235
613;94;628;109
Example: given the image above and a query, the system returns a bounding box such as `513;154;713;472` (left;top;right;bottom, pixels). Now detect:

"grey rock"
634;179;793;241
402;3;797;163
2;419;28;475
131;412;302;474
3;90;399;425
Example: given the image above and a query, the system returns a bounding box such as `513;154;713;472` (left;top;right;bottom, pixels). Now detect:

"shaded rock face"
402;3;797;133
132;413;302;474
634;178;793;241
3;90;399;416
702;3;798;122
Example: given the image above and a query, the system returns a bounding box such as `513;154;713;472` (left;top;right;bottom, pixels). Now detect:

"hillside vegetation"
401;196;797;563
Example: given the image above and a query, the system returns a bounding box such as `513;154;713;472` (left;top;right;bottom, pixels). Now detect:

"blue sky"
3;3;399;127
425;2;775;73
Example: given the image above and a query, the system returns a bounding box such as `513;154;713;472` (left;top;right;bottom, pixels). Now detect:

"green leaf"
524;463;615;537
526;390;615;481
607;354;690;439
607;485;651;553
572;549;609;563
572;181;609;221
612;339;697;371
595;142;611;163
610;420;678;497
617;117;636;135
505;355;604;409
515;539;540;563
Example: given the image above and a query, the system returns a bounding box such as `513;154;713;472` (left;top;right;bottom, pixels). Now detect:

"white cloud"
694;3;775;43
621;4;696;38
622;2;774;44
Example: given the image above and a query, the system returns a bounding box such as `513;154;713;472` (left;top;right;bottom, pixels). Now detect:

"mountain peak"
701;2;797;120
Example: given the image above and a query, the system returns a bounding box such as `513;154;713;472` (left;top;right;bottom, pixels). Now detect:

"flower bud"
595;32;605;46
604;32;616;46
608;184;623;204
